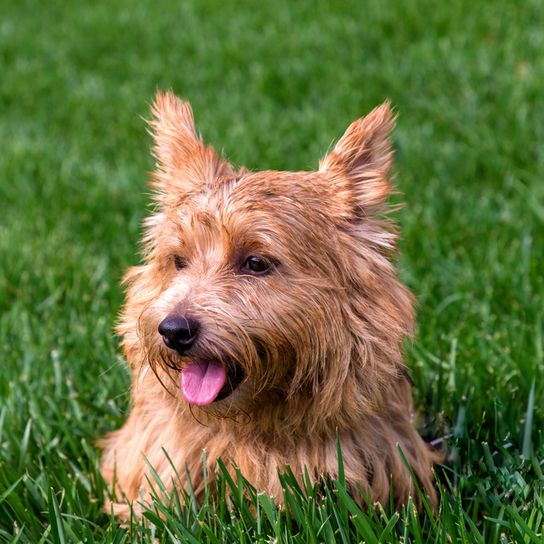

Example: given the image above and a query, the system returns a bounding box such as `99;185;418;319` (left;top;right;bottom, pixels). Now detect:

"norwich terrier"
100;90;440;518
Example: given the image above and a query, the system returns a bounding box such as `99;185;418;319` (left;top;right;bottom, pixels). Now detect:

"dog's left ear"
319;102;395;218
149;90;234;203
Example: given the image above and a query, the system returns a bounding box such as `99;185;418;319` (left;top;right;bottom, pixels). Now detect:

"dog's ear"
319;102;395;218
149;90;234;202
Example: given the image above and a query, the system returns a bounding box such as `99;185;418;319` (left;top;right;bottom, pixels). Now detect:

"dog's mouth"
180;360;245;406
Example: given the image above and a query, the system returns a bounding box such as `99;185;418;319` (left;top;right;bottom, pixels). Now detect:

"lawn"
0;0;543;541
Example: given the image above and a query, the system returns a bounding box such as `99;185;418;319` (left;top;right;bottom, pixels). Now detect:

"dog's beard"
137;314;294;410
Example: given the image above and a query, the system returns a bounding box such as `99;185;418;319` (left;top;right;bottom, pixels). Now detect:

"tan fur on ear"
149;91;199;168
149;90;234;203
320;102;396;215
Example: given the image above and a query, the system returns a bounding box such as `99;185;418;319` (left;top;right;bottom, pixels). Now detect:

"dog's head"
119;91;414;422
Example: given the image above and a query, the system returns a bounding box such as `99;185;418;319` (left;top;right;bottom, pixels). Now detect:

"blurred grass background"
0;0;543;541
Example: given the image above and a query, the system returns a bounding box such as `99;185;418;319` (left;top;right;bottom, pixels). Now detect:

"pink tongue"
180;361;226;406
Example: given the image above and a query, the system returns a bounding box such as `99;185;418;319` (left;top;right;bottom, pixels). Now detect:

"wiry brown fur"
100;91;440;519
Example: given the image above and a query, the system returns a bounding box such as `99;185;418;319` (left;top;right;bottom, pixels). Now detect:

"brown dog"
100;91;439;518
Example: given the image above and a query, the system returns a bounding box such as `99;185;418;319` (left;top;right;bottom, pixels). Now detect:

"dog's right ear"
148;90;234;203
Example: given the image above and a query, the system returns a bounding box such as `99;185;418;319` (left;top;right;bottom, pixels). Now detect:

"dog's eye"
174;256;187;271
242;256;273;275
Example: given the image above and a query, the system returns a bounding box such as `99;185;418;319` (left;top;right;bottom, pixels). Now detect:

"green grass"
1;0;543;541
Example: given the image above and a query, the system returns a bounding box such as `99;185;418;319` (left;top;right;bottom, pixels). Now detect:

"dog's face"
121;91;413;416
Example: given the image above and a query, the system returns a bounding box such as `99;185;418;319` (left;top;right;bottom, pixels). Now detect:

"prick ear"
148;90;234;201
319;102;395;216
149;90;199;169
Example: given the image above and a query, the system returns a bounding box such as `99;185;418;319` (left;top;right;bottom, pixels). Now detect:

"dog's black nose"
158;315;200;354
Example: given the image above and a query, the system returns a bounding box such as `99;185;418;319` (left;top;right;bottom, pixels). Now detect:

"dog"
100;90;440;519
